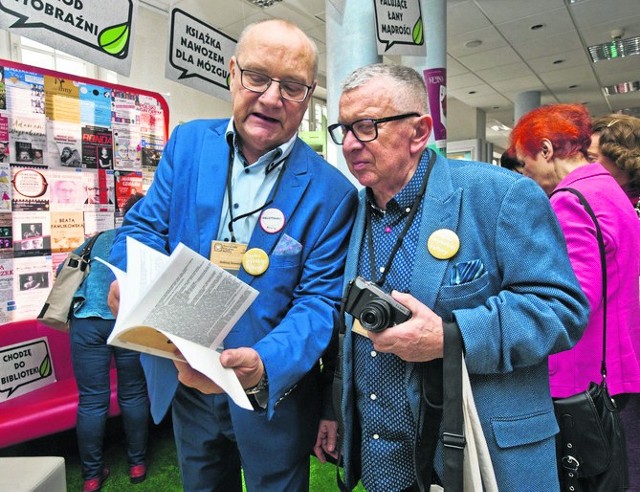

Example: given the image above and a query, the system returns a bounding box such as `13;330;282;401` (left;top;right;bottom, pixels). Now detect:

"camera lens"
359;299;391;332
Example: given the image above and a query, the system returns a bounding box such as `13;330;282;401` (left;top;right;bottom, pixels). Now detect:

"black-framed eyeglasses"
236;61;312;103
328;113;421;145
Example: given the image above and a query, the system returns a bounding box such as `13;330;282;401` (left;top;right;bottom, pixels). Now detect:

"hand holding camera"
344;276;411;332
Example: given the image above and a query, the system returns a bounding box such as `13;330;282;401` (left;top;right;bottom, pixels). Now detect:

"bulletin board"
0;59;169;323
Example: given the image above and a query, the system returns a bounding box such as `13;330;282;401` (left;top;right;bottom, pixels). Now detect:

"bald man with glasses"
108;18;357;492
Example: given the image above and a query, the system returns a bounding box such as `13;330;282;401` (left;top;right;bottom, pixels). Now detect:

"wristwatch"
245;371;268;410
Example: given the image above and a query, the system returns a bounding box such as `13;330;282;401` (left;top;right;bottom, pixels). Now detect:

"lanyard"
225;150;287;243
366;150;436;287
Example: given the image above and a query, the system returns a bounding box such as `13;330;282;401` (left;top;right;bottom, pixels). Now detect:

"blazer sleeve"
454;177;590;374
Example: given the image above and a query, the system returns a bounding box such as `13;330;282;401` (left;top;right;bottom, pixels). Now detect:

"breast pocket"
437;271;490;312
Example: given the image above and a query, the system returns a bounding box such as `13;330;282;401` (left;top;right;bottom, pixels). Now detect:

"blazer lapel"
238;138;311;285
195;122;229;253
411;152;461;309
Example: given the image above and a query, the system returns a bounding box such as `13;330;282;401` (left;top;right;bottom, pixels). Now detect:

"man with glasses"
314;63;589;491
108;19;357;492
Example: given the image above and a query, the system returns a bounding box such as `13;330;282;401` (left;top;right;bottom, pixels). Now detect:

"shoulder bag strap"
551;187;607;377
442;321;465;492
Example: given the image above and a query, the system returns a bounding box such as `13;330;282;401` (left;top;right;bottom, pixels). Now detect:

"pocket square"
274;233;302;256
450;259;485;285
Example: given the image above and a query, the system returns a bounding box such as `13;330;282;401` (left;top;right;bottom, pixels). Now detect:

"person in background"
589;113;640;218
499;148;523;173
511;103;640;490
314;63;589;491
107;18;357;492
68;193;149;492
589;112;640;488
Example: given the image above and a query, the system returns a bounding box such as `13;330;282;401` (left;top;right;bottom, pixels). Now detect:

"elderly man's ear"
410;114;433;155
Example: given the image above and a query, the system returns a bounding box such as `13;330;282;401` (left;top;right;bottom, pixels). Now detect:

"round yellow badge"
427;229;460;259
242;248;270;276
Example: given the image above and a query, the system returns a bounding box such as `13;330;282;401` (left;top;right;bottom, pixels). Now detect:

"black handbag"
551;187;628;492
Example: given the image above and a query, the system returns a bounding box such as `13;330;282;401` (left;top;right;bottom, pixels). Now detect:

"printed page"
97;238;257;410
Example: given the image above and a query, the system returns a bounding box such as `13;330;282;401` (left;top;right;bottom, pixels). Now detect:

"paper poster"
44;75;81;123
83;169;115;212
10;165;49;212
82;125;114;169
0;162;11;211
50;211;85;252
8;115;46;166
374;0;425;56
0;0;138;77
84;211;114;236
46;120;83;168
79;83;112;127
165;8;235;101
114;170;142;211
48;169;84;211
12;210;51;257
12;255;52;319
0;256;14;324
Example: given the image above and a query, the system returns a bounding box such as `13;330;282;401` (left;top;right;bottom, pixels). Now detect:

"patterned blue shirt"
354;151;429;491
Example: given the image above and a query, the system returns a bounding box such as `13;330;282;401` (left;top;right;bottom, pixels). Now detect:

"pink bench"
0;320;120;448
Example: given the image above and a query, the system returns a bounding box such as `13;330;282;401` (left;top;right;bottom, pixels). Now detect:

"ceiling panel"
142;0;640;151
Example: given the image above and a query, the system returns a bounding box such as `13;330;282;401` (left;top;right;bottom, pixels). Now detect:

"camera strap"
366;149;436;287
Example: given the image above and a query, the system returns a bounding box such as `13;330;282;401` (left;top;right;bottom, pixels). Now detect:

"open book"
97;237;258;410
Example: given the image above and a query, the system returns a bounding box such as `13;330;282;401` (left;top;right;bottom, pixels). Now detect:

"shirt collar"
366;150;430;215
225;119;297;174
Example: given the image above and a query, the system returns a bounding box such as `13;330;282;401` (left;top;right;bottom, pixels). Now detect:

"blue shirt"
216;120;295;244
70;229;116;320
354;151;429;491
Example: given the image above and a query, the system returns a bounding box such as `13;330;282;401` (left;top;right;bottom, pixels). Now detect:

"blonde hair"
592;114;640;187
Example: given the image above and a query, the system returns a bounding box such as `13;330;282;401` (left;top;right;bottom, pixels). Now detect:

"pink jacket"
549;163;640;397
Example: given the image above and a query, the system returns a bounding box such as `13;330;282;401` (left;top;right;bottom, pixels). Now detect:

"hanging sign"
165;8;236;102
0;337;56;402
0;0;138;76
374;0;425;56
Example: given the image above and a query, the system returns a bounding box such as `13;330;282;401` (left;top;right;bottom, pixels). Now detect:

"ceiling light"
589;36;640;62
464;40;483;48
603;81;640;95
246;0;282;7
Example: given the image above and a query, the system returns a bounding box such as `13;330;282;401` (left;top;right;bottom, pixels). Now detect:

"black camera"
344;276;411;333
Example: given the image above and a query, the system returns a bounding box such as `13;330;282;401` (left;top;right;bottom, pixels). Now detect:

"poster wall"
0;59;168;324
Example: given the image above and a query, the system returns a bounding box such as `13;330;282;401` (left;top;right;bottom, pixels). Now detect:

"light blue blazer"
110;119;357;453
339;151;589;491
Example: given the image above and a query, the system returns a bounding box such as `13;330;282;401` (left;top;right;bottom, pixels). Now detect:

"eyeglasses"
236;61;312;103
328;113;421;145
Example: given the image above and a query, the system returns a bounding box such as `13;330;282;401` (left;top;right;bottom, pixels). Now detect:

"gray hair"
341;63;429;114
235;19;319;80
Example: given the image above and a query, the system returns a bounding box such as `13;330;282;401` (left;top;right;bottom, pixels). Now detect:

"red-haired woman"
511;103;640;490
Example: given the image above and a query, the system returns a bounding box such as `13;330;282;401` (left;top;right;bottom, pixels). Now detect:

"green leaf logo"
413;18;424;45
39;354;52;378
99;23;130;57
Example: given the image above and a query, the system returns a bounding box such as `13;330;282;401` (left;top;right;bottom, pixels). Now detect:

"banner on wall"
374;0;425;56
0;0;139;77
423;67;447;155
165;8;236;102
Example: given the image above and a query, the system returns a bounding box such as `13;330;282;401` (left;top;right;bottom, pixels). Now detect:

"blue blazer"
339;151;589;490
110;119;357;442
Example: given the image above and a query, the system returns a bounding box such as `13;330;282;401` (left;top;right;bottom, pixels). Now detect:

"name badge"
351;319;370;338
210;240;247;274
